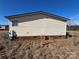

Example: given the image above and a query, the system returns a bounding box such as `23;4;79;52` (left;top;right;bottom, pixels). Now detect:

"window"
12;20;18;26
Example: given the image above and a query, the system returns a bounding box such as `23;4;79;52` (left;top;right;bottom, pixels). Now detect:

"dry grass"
0;31;79;59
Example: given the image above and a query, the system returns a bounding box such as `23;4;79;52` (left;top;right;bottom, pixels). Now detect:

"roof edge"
5;11;70;22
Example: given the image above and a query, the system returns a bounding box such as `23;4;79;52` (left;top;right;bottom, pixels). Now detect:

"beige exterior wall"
9;14;67;37
9;20;13;37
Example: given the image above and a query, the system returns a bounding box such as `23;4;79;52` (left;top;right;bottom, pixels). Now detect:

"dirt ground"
0;31;79;59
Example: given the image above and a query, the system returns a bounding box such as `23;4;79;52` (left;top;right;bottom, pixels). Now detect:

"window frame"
12;20;18;26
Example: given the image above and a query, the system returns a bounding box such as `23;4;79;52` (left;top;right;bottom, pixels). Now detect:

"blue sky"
0;0;79;25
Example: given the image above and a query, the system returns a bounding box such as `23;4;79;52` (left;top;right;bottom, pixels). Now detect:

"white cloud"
69;15;79;25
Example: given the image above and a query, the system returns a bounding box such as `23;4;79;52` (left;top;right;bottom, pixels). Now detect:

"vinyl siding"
9;14;67;37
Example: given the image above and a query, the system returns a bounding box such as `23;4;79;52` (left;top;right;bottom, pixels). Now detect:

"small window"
12;20;18;26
